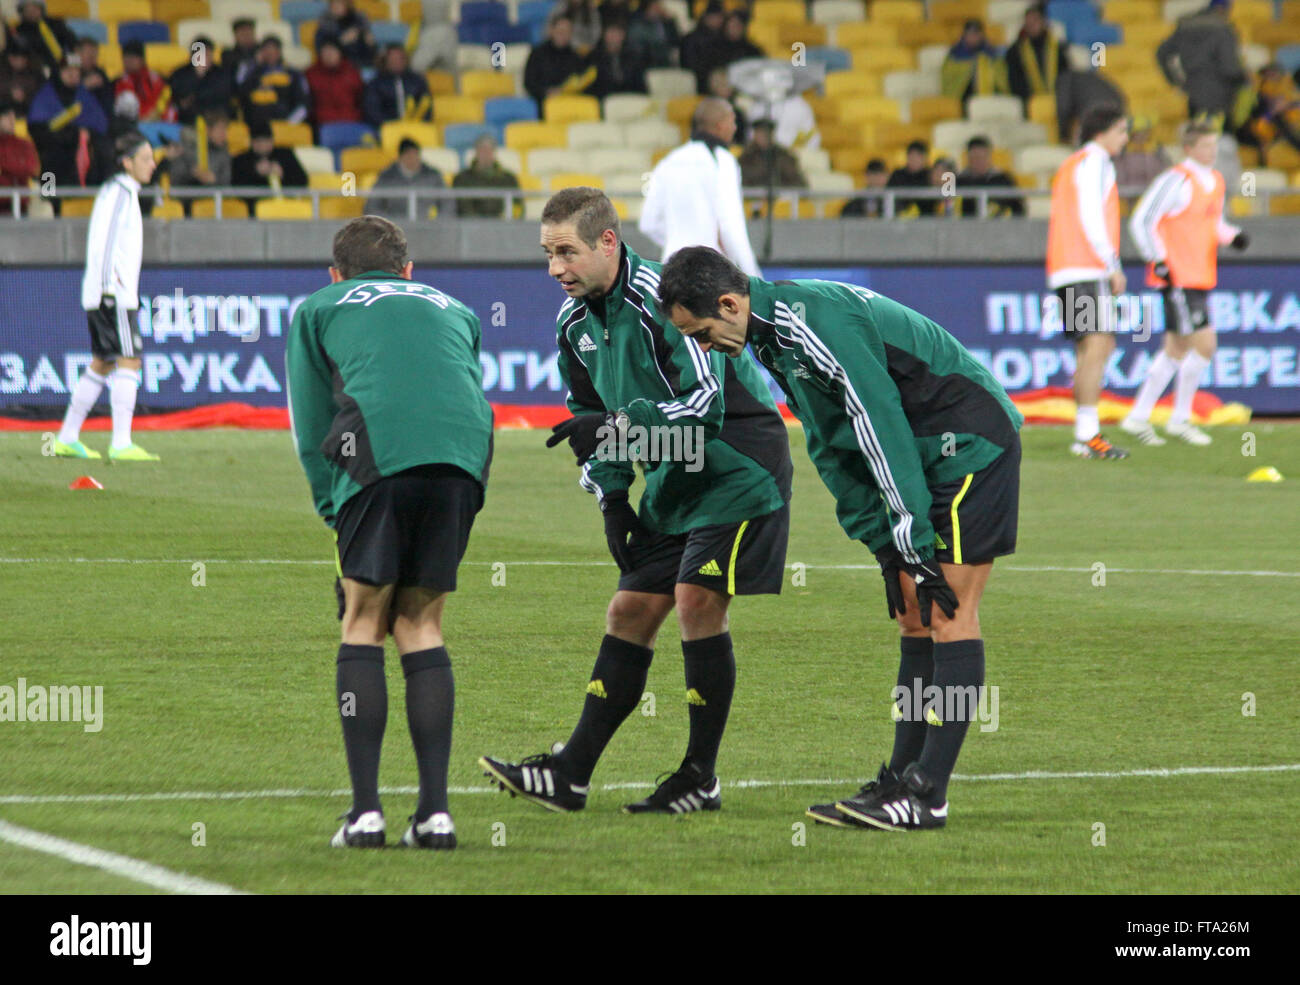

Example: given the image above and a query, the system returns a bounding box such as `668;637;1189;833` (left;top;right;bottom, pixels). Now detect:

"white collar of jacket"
114;173;142;194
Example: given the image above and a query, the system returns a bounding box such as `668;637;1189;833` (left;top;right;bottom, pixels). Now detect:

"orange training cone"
68;476;104;490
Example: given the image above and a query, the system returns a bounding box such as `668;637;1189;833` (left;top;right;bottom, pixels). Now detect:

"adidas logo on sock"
586;679;608;698
577;333;597;352
686;688;707;706
698;559;722;576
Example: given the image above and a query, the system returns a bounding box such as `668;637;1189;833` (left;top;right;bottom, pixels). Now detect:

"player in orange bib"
1121;120;1248;446
1045;104;1130;459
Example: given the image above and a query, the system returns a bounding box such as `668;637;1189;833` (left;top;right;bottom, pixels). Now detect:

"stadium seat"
187;198;250;222
825;72;881;99
996;120;1049;148
46;0;91;16
441;123;493;155
1014;143;1073;175
833;22;899;49
354;0;392;17
296;145;337;174
66;19;109;43
645;68;696;101
318;196;365;219
624;119;683;150
461;70;517;99
884;70;940;102
909;95;963;126
968;94;1024;123
797;146;832;173
751;0;809;25
340;146;395;174
320;121;377;165
917;43;951;76
279;0;328;29
505;120;568;152
543;95;601;125
1268;192;1300;216
805;46;853;73
271;121;314;147
371;22;412;47
209;0;275;21
117;20;171;45
525;147;590;176
866;0;924;23
308;171;346;190
548;171;606;191
152;198;185;219
456;44;495;71
587;148;651;173
421;147;461;175
137;122;181;146
460;145;522;174
602;94;654;123
1028;92;1057;128
380;121;440;153
665;95;702;130
1277;45;1300;77
434;95;487;124
99;0;154;22
226;120;250;155
850;46;916;74
426;70;458;96
811;0;868;27
933;119;990;157
144;43;191;74
567;121;625;149
255;198;315;219
485;96;538;127
835;97;902;125
1265;143;1300;171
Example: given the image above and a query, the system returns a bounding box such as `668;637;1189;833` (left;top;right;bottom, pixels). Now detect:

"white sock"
58;368;107;444
108;367;141;449
1128;351;1180;423
1074;404;1100;443
1169;351;1210;426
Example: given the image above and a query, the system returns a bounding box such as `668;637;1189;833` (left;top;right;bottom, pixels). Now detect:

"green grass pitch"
1;423;1297;894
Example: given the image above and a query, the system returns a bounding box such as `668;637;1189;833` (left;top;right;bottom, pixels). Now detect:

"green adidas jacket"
746;277;1022;563
557;245;791;534
286;271;494;524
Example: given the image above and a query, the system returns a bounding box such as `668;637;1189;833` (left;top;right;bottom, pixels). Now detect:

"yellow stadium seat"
299;22;317;48
308;172;344;189
750;1;808;25
340;147;395;174
875;122;932;150
870;0;924;23
226;121;250;156
1268;192;1300;215
319;196;365;219
380;121;440;153
825;72;881;100
99;0;153;21
665;95;702;130
153;0;209;24
930;0;989;26
434;95;486;124
255;198;315;220
46;0;91;17
1029;93;1057;127
1237;145;1261;168
59;199;96;217
834;22;899;48
145;43;192;76
899;21;965;48
1245;20;1300;47
548;172;606;191
426;70;457;96
1265;143;1300;170
850;46;916;74
777;23;827;48
1230;0;1274;25
1119;23;1173;49
819;122;875;150
152;198;185;219
543;95;601;125
1102;0;1160;22
505;120;568;152
271;121;313;147
835;96;902;125
98;43;123;78
747;22;783;53
191;197;249;219
460;70;516;99
399;0;425;21
829;147;874;177
910;95;963;126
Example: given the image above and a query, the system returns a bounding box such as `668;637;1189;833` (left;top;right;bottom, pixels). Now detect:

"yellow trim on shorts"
727;520;750;596
333;530;342;578
950;473;974;565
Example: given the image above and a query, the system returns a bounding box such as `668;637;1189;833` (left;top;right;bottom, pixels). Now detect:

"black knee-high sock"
337;643;387;820
401;647;454;820
889;636;934;774
683;632;735;777
553;635;653;785
916;639;985;803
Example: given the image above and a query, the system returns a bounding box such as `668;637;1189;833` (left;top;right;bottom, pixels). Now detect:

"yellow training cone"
1245;467;1283;483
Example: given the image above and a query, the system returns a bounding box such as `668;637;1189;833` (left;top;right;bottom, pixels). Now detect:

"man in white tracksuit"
639;97;761;276
54;131;160;462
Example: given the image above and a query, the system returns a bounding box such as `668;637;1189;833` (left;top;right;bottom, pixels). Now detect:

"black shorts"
617;502;790;597
1055;279;1119;337
86;298;143;359
1162;286;1210;336
333;464;482;591
928;436;1020;565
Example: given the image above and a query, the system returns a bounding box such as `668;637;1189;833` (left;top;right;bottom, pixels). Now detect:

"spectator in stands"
930;156;958;216
706;67;747;145
1055;68;1125;144
169;35;233;127
307;38;364;130
224;18;262;91
240;36;312;128
840;158;889;218
628;0;680;70
166;110;233;213
365;137;446;221
411;0;458;74
680;3;726;94
231;119;308;210
75;38;113;119
316;0;377;70
956;135;1024;217
1;39;43;116
452;131;521;217
27;55;110;204
363;44;432;129
587;20;648;100
552;0;602;55
0;99;40;217
941;19;1008;111
887;140;933;217
1114;115;1170;188
738;118;806;191
1004;3;1066;112
1236;63;1300;154
719;11;763;65
751;90;819;151
1157;0;1247;121
114;41;177;124
523;16;592;113
13;0;76;75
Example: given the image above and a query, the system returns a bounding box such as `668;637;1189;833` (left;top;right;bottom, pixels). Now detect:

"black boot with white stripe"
478;753;589;812
623;760;721;814
836;763;948;831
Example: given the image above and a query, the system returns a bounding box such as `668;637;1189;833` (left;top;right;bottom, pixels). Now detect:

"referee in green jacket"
287;216;493;851
480;188;793;815
657;246;1023;832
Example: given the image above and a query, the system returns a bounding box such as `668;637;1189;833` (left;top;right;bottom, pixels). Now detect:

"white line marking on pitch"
0;818;247;895
1;557;1297;578
2;764;1296;806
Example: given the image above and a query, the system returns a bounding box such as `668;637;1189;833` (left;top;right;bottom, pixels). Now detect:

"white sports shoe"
330;809;385;848
1120;416;1167;446
1166;420;1212;446
400;811;457;850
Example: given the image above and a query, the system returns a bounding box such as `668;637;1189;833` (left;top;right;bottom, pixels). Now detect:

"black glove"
546;414;610;465
334;576;345;621
874;544;906;621
1153;260;1172;285
600;491;645;573
1231;231;1250;251
903;557;958;628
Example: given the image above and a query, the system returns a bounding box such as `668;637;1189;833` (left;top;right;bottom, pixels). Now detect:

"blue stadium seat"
117;21;171;45
443;122;496;155
461;1;510;26
1074;22;1120;47
320;121;377;167
806;46;851;72
138;121;181;146
484;96;537;126
66;18;108;44
370;21;411;47
1276;44;1300;76
279;0;328;30
515;0;552;28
